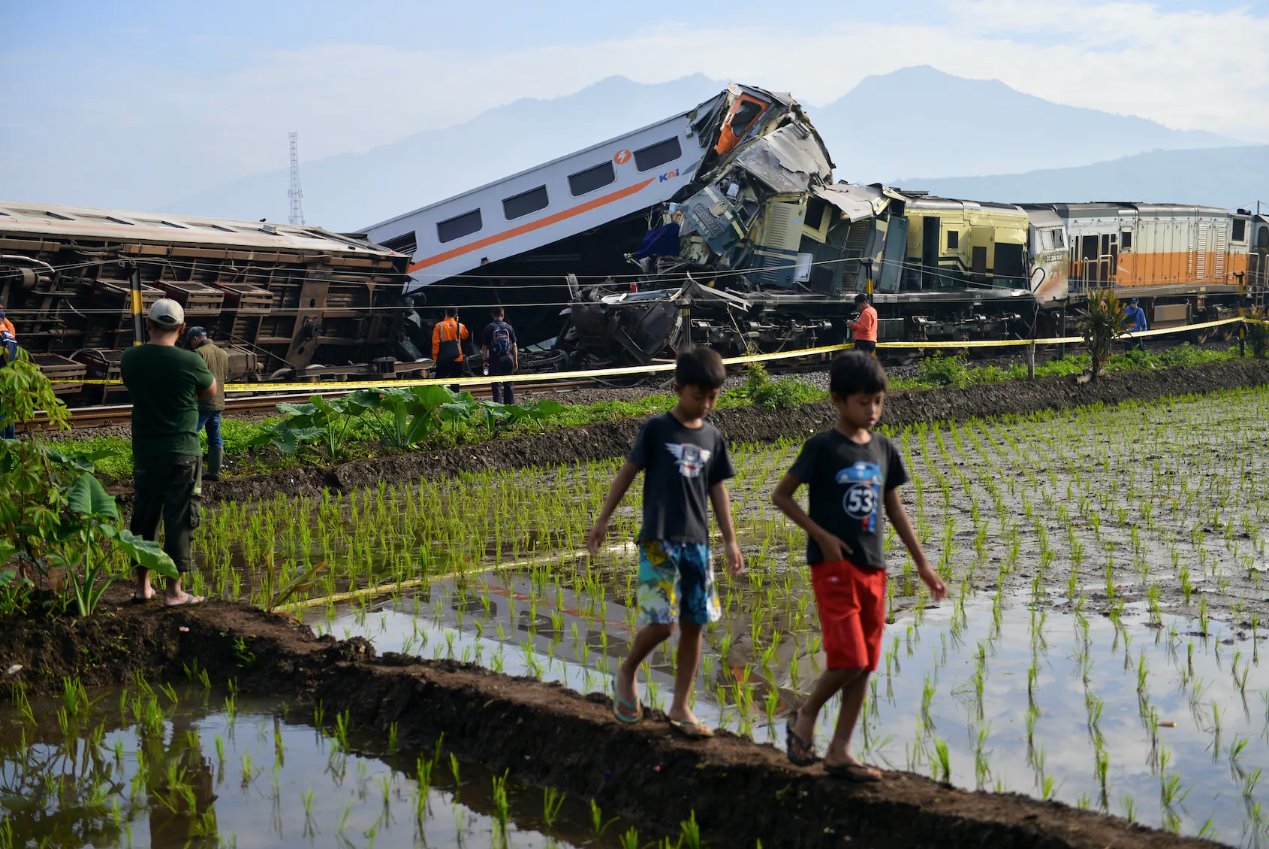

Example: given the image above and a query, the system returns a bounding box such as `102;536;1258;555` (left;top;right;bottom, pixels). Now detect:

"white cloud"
2;0;1266;210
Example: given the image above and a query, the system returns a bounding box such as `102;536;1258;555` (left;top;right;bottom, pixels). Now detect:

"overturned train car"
0;202;412;401
366;84;1267;367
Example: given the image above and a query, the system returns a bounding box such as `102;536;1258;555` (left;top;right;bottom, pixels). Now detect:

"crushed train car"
0;202;413;401
366;82;1267;367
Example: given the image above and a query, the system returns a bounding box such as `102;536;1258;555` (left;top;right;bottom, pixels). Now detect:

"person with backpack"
480;307;519;404
431;307;470;392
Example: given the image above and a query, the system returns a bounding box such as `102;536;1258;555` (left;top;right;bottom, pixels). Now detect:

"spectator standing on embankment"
121;299;216;607
480;306;519;404
0;303;17;439
772;352;945;780
586;347;744;738
185;327;229;481
848;293;878;355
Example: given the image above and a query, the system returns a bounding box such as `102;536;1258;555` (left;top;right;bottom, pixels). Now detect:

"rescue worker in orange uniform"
848;293;878;355
431;307;470;392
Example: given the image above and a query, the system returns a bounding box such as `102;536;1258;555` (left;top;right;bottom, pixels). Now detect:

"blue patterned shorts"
637;540;721;626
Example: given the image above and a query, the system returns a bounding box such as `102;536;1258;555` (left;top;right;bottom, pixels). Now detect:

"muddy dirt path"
1;585;1218;849
137;359;1267;509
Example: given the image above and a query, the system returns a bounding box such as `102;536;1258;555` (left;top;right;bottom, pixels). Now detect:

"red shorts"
810;560;887;671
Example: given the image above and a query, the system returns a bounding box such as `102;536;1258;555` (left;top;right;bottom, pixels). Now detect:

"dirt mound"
150;359;1269;507
1;585;1216;849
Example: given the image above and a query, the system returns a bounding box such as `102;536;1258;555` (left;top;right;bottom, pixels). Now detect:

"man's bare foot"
163;593;205;607
130;588;156;603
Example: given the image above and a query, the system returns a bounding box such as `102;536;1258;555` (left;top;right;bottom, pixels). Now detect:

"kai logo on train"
658;169;680;182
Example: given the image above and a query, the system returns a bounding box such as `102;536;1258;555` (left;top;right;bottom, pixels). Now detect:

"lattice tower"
288;131;305;226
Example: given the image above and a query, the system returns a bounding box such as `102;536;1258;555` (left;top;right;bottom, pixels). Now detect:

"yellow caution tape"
46;316;1255;392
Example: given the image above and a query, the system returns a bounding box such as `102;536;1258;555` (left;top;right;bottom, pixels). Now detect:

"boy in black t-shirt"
587;347;744;737
772;352;946;780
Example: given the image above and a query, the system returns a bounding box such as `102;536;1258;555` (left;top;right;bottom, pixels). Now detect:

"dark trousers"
490;357;516;404
855;340;877;354
435;359;465;393
131;453;200;574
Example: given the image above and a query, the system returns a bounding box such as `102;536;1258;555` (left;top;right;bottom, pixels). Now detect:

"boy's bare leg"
667;621;703;724
824;670;880;776
617;623;673;705
792;668;859;758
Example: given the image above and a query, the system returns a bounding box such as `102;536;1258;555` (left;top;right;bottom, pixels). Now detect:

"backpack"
490;321;513;359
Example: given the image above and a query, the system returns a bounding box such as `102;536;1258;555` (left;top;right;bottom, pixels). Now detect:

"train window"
381;231;418;254
1053;230;1065;249
634;137;682;172
732;100;764;133
947;230;959;249
502;185;549;220
1232;219;1246;242
568;161;616;196
1121;230;1132;250
436;209;482;243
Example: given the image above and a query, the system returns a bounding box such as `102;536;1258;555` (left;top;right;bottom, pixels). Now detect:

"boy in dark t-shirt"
772;352;946;780
587;347;744;737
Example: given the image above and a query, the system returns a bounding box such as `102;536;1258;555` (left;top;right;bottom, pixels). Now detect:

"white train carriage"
365;99;721;293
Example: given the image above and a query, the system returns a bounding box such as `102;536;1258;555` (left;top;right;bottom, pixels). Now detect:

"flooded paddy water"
6;383;1268;846
0;681;656;848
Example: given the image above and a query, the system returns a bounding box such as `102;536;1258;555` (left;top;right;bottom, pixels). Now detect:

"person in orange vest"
431;307;470;391
848;293;878;355
0;303;16;439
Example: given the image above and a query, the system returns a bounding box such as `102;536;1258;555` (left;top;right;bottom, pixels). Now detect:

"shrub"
1078;290;1125;380
738;363;823;410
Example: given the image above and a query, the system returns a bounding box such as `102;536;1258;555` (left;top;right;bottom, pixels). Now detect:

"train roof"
0;200;401;257
894;193;1025;213
1020;201;1231;215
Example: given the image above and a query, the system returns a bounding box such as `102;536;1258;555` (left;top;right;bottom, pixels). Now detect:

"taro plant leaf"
107;527;179;579
67;473;119;521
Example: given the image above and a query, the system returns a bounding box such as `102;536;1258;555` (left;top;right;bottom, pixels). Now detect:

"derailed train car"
0;202;411;401
365;82;1267;367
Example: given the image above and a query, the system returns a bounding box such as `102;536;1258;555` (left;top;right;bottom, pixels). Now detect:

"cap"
184;326;208;345
148;298;184;327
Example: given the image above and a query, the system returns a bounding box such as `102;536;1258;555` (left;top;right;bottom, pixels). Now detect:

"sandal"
668;718;714;739
611;675;642;724
824;761;882;782
785;714;818;766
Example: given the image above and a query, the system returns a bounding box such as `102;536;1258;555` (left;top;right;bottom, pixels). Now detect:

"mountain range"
161;68;1263;231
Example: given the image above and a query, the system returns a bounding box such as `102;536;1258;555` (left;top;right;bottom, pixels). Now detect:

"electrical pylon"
288;132;305;226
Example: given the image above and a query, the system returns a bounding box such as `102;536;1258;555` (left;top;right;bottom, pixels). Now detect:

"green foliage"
249;386;567;458
0;351;176;617
1244;313;1268;359
736;363;825;410
1079;290;1126;380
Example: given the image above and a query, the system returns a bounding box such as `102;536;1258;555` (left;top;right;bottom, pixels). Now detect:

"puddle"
0;683;653;849
316;585;1269;845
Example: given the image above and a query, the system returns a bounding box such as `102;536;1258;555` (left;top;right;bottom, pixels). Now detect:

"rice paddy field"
4;383;1268;847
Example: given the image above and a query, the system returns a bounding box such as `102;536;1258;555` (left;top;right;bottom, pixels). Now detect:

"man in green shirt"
121;299;216;606
185;327;229;481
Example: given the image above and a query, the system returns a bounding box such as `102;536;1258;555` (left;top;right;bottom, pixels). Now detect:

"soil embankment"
1;586;1219;849
181;359;1269;507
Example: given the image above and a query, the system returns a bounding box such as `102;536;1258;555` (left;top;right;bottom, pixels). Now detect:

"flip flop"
163;595;205;608
668;718;714;739
611;676;642;724
129;594;153;605
824;761;882;782
785;714;819;766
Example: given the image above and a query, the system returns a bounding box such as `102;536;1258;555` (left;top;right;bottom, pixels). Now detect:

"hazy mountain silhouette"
894;146;1269;211
811;65;1239;183
162;68;1249;231
162;75;724;230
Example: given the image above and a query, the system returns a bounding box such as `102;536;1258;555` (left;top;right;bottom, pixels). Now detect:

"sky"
2;0;1267;212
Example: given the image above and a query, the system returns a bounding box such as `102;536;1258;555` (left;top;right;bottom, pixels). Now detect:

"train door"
1080;235;1100;287
922;217;940;288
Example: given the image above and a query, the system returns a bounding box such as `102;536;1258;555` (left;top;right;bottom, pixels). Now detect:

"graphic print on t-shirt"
665;442;712;478
835;461;882;533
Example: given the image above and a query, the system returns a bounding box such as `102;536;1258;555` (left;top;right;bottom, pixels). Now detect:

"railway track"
35;376;632;431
